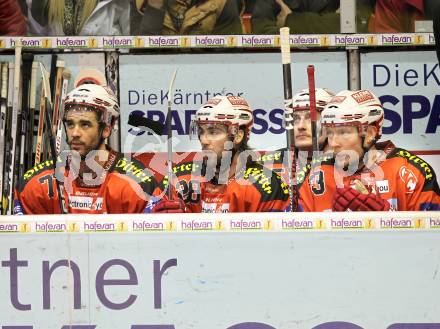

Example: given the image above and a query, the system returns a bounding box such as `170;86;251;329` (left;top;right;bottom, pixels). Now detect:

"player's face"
292;110;325;151
65;109;109;157
326;125;364;166
198;123;230;165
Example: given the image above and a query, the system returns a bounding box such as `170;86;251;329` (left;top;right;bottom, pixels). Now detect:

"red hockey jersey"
14;150;158;214
298;141;440;212
156;160;291;213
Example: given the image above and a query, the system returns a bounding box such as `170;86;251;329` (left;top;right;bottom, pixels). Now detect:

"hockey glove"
332;186;390;212
152;199;186;213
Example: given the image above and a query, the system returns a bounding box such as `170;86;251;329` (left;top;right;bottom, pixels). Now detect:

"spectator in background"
369;0;425;32
0;0;27;36
251;0;374;34
132;0;243;35
30;0;129;36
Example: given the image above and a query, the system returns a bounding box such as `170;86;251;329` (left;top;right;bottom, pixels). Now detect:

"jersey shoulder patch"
157;161;203;192
296;153;334;188
388;148;436;181
388;147;440;194
172;161;203;178
257;150;284;165
112;155;158;193
18;160;56;192
241;163;290;202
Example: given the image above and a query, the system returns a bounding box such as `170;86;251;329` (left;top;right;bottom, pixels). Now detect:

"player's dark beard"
68;129;106;161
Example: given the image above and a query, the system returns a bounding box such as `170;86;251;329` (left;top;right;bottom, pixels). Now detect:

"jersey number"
176;179;200;203
39;174;54;198
309;170;325;195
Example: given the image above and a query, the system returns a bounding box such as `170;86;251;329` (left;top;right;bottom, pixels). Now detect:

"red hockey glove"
152;199;186;213
332;187;390;212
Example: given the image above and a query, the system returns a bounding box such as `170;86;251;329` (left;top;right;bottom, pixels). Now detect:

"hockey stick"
1;63;15;214
128;112;165;135
4;43;23;215
307;65;319;156
17;53;34;184
0;63;8;214
40;55;58;162
56;69;71;154
35;76;46;165
26;61;38;167
166;69;178;200
52;60;65;135
39;63;68;214
280;27;298;212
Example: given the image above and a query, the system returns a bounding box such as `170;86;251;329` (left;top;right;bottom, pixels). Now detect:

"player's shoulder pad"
241;163;290;202
112;155;158;193
296;153;335;188
388;148;437;182
172;161;203;178
18;159;56;192
157;161;202;191
257;150;284;165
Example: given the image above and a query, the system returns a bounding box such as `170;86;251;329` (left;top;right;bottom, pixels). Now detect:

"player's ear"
102;125;112;139
364;125;378;146
233;129;244;146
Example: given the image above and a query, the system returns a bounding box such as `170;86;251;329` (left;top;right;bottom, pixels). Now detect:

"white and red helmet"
292;88;335;112
192;95;253;138
321;89;384;139
64;84;120;128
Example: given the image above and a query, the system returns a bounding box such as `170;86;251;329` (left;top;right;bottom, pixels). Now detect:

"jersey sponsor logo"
399;166;418;193
173;162;200;174
115;157;153;183
243;167;273;194
23;160;54;181
242;167;290;197
375;180;390;194
258;151;282;163
201;201;229;213
69;196;103;211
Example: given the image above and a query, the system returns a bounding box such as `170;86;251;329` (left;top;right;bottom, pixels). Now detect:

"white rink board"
0;213;440;329
119;52;348;153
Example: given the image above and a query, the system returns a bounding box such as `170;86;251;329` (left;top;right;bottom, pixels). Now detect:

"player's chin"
295;140;311;149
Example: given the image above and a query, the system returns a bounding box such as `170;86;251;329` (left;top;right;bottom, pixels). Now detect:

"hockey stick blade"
128;112;165;135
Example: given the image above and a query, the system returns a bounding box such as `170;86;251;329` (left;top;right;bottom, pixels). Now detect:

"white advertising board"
119;52;348;153
0;213;440;329
361;50;440;174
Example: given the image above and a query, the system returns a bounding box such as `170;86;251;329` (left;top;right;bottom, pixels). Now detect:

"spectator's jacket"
134;0;242;35
0;0;27;36
31;0;129;36
252;0;374;34
369;0;425;32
